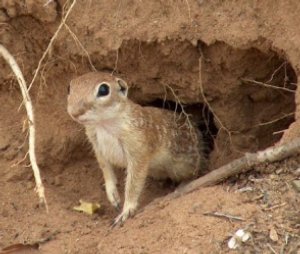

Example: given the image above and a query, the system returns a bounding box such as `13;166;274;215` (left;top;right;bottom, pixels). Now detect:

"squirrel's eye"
97;83;110;97
67;84;70;95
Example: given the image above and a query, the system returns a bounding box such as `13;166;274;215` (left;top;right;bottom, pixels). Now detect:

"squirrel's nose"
67;100;87;119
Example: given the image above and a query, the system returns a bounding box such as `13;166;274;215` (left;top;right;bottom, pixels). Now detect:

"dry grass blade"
0;44;48;211
267;243;278;254
64;23;96;71
241;78;295;93
203;211;245;221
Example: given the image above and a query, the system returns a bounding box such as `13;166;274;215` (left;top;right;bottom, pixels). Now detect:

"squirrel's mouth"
75;115;94;125
76;119;89;124
67;112;90;125
67;107;93;125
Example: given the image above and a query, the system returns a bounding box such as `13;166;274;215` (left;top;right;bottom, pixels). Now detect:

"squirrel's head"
67;72;128;125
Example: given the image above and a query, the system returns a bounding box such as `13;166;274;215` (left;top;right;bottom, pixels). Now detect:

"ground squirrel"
67;72;207;225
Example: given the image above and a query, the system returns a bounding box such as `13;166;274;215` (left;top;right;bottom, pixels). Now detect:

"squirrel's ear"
116;78;128;97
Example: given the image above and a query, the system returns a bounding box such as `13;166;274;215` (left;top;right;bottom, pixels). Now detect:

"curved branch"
0;44;48;211
170;138;300;198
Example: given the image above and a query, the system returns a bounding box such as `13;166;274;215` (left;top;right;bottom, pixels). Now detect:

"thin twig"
162;83;200;176
112;48;119;75
199;57;225;131
258;113;294;126
267;243;278;254
264;202;287;211
44;0;54;6
10;151;29;168
198;56;240;153
273;129;286;135
266;61;286;84
241;78;295;93
64;23;96;71
203;211;245;221
28;0;77;92
164;83;193;129
0;44;48;211
184;0;192;22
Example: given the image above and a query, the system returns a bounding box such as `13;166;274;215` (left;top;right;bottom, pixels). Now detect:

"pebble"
54;176;63;186
293;168;300;176
291;180;300;192
0;135;9;151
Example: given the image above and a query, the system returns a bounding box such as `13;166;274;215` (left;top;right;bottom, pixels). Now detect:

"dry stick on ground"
0;44;48;211
169;138;300;199
203;211;245;221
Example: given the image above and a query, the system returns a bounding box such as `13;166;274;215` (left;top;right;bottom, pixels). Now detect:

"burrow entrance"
97;39;297;169
24;39;296;168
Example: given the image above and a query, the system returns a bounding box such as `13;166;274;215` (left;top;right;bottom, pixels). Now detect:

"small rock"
293;168;300;176
157;201;167;210
236;229;251;242
228;229;251;249
0;135;10;151
0;9;9;22
291;180;300;192
54;176;63;186
1;209;9;217
269;226;279;242
3;148;18;160
138;222;145;228
235;186;254;193
190;203;202;213
190;39;198;47
25;181;35;190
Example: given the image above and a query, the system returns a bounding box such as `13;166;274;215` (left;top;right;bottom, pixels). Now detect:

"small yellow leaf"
73;200;101;215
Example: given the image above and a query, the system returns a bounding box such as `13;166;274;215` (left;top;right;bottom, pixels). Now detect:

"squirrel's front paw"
106;182;121;211
112;204;136;227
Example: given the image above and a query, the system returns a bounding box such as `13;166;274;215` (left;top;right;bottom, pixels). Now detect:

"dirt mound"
0;1;300;253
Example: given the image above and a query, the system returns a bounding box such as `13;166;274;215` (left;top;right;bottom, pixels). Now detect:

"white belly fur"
96;128;126;168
